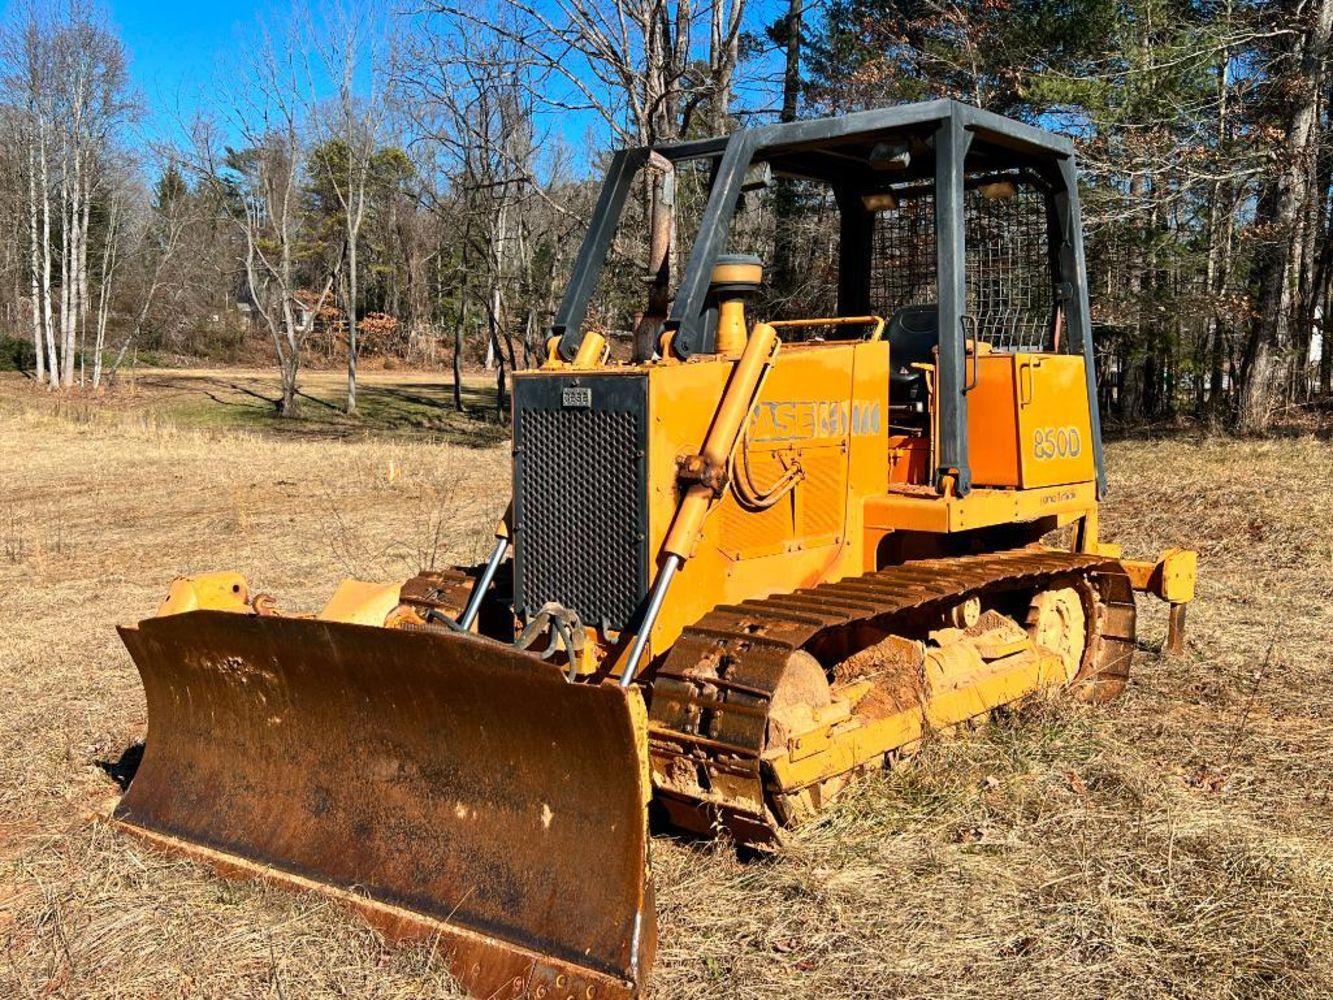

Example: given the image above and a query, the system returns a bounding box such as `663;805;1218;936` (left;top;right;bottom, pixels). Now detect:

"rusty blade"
114;611;655;1000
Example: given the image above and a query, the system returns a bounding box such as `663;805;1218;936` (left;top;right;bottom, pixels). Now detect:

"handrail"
765;315;887;341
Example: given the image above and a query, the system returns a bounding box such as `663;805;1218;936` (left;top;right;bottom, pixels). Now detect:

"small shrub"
0;336;37;372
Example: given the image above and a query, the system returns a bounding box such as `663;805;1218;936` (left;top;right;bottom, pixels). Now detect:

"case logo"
748;399;882;442
562;386;593;408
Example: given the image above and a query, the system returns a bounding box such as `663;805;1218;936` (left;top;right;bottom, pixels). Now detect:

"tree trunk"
279;297;301;416
453;294;467;412
1321;273;1333;393
59;175;73;387
1203;162;1231;415
453;235;469;413
490;281;506;421
634;156;674;361
347;229;359;413
78;169;91;387
39;123;56;388
708;0;744;133
93;195;119;389
281;353;300;414
26;123;45;384
770;0;803;297
1209;319;1227;416
1119;173;1149;421
1239;0;1333;431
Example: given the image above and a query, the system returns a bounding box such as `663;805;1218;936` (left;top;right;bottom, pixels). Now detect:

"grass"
0;367;512;445
1;375;1331;998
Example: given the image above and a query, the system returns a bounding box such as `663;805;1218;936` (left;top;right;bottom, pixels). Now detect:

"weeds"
1;387;1331;998
3;507;23;563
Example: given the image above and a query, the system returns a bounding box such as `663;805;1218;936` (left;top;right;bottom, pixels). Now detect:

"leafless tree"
419;0;746;145
185;18;331;416
5;5;59;387
51;4;132;388
398;22;552;414
104;162;204;381
1;1;132;391
305;1;395;414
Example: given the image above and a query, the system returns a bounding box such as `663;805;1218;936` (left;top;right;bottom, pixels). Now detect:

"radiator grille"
513;376;649;631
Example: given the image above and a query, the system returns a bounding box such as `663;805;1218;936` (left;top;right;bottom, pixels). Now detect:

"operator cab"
547;100;1104;499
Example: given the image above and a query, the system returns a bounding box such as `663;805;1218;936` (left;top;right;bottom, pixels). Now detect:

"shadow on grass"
295;387;342;412
143;372;512;447
97;742;144;792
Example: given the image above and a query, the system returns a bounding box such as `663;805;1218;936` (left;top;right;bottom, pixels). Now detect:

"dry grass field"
1;369;1331;999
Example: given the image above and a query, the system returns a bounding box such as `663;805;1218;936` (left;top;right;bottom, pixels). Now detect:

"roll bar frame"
548;100;1106;498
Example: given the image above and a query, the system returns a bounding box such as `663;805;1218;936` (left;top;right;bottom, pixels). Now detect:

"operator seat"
885;304;937;415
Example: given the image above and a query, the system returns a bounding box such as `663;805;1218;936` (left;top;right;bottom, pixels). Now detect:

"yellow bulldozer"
110;101;1196;999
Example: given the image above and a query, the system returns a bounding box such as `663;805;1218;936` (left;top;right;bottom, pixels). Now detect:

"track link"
646;547;1136;844
398;564;515;638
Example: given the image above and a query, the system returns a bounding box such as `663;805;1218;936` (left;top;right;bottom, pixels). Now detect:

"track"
646;547;1137;844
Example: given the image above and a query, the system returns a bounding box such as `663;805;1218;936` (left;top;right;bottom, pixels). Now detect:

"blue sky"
114;1;279;141
104;0;789;172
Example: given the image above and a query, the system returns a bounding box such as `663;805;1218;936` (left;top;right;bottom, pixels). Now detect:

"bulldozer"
110;101;1197;1000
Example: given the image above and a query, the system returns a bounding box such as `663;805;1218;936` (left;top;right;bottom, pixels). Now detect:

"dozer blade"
113;610;656;1000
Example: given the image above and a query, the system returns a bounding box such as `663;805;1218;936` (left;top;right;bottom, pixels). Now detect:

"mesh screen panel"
513;379;648;631
870;180;1057;352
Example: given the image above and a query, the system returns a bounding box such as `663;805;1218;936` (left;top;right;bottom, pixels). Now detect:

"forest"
1;0;1330;432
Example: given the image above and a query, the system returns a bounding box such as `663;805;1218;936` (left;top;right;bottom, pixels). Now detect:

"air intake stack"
710;254;763;355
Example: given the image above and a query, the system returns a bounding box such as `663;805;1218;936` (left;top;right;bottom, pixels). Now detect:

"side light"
978;180;1018;201
862;191;899;212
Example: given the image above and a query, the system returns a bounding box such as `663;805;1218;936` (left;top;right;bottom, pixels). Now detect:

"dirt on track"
1;376;1332;999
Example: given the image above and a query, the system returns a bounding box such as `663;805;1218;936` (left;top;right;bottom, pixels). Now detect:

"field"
1;369;1331;999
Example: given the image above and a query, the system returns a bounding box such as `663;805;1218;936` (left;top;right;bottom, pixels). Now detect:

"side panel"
845;341;893;568
967;354;1022;488
1015;354;1096;488
643;341;888;657
965;353;1096;490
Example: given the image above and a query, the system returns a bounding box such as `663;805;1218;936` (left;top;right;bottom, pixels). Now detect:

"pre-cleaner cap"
710;253;763;295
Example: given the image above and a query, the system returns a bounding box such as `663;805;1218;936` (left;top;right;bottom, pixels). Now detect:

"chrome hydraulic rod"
617;322;779;688
458;537;510;631
617;555;681;687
